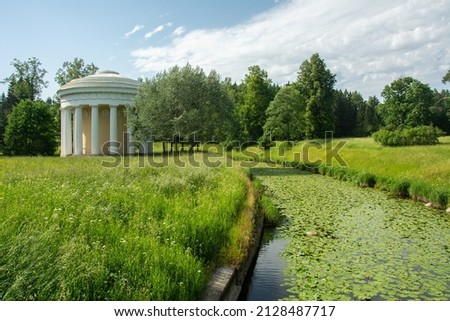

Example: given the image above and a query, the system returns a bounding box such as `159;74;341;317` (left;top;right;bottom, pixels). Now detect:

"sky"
1;0;449;100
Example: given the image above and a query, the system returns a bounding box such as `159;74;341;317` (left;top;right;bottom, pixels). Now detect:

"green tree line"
1;54;450;155
130;53;450;148
0;57;98;155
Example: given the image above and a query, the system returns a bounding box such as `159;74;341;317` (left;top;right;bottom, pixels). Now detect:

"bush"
372;126;440;147
4;99;58;155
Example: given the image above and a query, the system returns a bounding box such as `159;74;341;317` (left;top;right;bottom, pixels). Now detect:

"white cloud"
145;22;173;39
172;26;186;37
131;0;450;98
124;25;144;38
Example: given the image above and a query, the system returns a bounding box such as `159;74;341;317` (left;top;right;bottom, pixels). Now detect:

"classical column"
91;105;99;155
109;105;118;154
74;106;83;155
127;125;135;155
64;107;73;156
60;108;66;156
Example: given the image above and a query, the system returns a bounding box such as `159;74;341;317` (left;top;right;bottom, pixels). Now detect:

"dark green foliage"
1;57;50;151
4;99;58;155
296;53;336;138
129;64;234;143
334;90;357;137
263;85;305;141
55;57;99;86
258;132;275;150
443;70;450;84
372;126;440;146
237;65;277;141
430;89;450;134
221;77;243;141
2;57;48;102
378;77;433;129
355;96;380;136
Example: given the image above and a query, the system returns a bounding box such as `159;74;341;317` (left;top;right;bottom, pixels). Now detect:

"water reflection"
242;228;290;301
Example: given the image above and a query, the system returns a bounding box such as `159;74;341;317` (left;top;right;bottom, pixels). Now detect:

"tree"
0;93;5;150
296;53;336;138
430;89;450;134
378;77;433;129
334;90;357;137
2;57;48;101
55;58;99;86
236;65;276;141
355;96;380;136
4;99;58;155
129;64;234;148
1;61;49;150
443;70;450;84
263;85;305;141
221;77;242;141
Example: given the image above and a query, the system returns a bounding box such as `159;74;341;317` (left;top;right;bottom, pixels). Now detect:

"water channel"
243;167;450;301
241;227;289;300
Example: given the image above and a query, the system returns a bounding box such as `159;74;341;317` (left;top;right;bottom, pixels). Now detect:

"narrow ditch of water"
240;227;290;301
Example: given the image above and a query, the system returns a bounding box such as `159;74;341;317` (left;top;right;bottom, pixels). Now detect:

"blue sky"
1;0;449;100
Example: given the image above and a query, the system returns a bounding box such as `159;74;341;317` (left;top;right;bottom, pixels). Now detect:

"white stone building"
57;70;144;156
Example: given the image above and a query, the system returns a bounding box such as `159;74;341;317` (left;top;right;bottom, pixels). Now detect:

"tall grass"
1;156;250;300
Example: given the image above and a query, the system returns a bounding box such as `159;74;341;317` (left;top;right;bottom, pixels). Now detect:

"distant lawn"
227;136;450;206
1;155;252;300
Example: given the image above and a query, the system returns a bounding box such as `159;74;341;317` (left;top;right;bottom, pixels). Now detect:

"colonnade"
60;104;135;156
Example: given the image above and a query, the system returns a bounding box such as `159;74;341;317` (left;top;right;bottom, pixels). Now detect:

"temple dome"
57;70;140;96
57;70;140;108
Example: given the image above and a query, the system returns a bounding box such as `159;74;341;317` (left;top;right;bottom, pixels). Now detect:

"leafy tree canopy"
4;99;58;155
296;53;336;138
443;70;450;84
2;57;48;102
237;65;276;141
129;64;234;144
378;77;433;129
263;85;305;141
55;58;99;86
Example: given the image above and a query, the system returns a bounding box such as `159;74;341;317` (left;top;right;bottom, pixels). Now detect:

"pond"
249;167;450;301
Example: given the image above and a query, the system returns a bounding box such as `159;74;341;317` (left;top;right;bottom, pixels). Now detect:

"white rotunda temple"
57;70;142;157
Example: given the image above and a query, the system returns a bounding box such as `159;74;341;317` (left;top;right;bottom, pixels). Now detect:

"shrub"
372;126;440;147
4;99;58;155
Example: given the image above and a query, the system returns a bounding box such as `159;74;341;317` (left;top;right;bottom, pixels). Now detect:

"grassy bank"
1;156;252;300
227;137;450;208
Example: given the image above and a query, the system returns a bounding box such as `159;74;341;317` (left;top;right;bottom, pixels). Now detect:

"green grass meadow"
229;136;450;207
1;156;251;300
1;136;449;301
